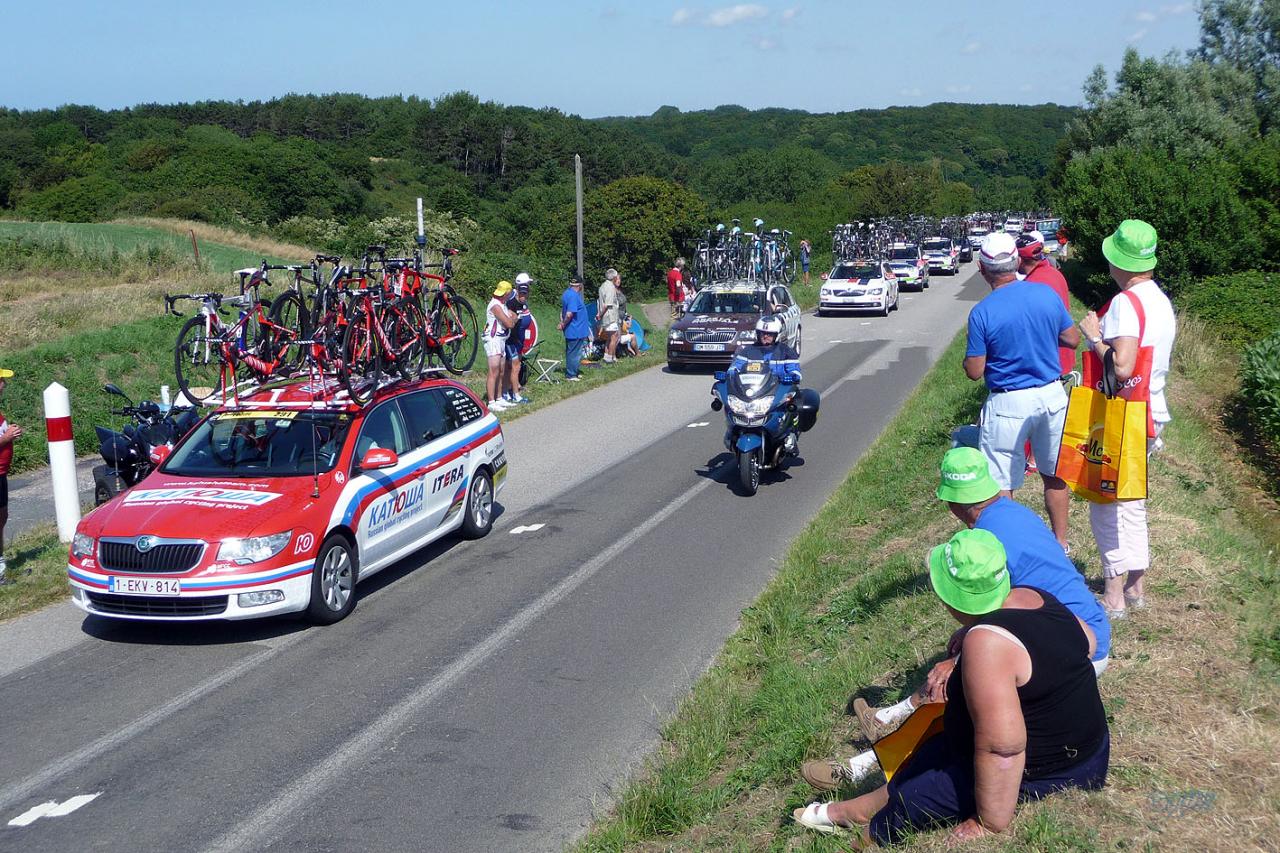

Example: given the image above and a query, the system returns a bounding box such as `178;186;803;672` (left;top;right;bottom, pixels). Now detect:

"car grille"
828;288;865;297
99;541;205;574
86;592;228;617
686;329;736;343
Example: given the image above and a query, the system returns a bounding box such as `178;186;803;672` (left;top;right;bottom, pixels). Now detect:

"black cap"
569;275;584;285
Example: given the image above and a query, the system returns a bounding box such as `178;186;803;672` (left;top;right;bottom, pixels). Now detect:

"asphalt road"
0;266;987;852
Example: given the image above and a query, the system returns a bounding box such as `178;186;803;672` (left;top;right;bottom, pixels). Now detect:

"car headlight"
218;531;294;565
821;287;833;295
72;532;95;559
869;287;883;295
668;329;683;341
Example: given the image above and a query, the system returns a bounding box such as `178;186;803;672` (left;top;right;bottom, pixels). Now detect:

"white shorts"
603;322;619;333
484;336;507;358
1087;423;1165;578
979;381;1068;490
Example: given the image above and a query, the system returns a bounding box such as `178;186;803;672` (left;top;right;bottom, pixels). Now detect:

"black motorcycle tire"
738;449;760;496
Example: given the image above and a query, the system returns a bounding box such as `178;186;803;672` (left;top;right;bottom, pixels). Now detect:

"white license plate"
109;576;182;596
693;343;726;352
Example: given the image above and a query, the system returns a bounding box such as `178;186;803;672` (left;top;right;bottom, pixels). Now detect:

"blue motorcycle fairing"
735;433;764;453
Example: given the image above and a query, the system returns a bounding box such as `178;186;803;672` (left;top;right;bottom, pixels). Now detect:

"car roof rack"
200;366;451;412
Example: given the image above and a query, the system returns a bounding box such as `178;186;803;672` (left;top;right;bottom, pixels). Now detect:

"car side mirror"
359;448;398;471
149;445;172;466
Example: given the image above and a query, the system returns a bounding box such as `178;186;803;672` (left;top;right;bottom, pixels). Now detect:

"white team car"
818;260;900;316
885;243;930;291
921;237;959;275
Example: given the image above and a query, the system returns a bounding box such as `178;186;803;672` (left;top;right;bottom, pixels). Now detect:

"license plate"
693;343;726;352
109;576;182;596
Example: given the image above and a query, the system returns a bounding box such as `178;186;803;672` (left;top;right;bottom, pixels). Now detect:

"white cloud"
1128;27;1149;42
1161;2;1192;14
706;4;769;27
755;37;777;49
671;7;694;25
945;84;972;95
1134;10;1157;22
900;87;923;97
780;6;800;22
961;40;981;54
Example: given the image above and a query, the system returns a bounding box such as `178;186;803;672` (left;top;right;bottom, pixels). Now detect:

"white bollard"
44;382;81;543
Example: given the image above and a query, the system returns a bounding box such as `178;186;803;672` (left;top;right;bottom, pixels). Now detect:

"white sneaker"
488;399;509;412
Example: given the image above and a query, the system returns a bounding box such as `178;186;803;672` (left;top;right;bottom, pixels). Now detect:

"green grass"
0;221;293;272
0;524;78;622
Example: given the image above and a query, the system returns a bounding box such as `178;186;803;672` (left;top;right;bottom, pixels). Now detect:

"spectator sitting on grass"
793;528;1109;846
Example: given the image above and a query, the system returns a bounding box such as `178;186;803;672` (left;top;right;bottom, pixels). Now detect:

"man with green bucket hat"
840;447;1109;750
1078;220;1177;618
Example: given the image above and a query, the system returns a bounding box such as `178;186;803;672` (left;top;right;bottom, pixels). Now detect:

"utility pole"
574;154;584;281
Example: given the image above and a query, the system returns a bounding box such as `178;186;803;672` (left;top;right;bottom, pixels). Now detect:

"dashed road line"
510;524;546;534
8;793;100;827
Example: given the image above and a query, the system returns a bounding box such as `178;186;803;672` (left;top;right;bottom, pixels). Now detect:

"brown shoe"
800;759;857;792
853;698;902;743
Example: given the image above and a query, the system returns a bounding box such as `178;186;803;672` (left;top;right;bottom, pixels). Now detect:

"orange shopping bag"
872;702;946;781
1054;382;1148;503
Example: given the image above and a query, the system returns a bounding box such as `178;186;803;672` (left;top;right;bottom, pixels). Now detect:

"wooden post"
575;154;584;281
189;229;200;265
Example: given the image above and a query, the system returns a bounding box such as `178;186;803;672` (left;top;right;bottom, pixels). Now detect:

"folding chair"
520;341;561;384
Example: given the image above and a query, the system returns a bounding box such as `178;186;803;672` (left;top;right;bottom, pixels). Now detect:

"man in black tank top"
794;529;1109;845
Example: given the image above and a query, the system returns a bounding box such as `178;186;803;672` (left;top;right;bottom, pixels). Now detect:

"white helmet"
754;315;783;345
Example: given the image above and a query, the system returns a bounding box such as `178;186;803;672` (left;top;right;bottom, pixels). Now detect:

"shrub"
1240;328;1280;445
1179;270;1280;349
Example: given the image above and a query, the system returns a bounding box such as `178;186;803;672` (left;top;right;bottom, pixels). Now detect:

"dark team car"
666;283;801;370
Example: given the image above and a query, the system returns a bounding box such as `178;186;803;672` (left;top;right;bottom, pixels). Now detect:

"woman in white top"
483;281;516;411
1078;220;1177;618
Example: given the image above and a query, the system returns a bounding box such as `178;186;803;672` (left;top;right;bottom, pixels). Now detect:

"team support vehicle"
67;376;506;624
818;260;900;316
885;243;930;291
667;282;802;370
920;237;960;275
1036;218;1063;254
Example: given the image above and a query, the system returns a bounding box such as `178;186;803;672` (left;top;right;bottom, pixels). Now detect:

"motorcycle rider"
729;316;801;384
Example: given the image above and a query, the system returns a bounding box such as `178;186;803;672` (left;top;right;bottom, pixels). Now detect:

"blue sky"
1;1;1201;116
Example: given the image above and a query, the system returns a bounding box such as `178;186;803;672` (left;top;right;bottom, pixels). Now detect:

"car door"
349;399;414;569
396;388;469;548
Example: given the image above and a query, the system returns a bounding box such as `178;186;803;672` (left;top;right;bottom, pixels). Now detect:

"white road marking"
860;322;871;326
0;638;303;815
827;340;843;344
203;473;719;853
510;524;545;534
686;422;709;428
8;793;99;827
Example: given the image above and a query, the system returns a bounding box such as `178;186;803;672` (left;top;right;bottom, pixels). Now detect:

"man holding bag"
1077;220;1177;618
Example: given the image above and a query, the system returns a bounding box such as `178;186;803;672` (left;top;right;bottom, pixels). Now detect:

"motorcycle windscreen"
727;360;779;402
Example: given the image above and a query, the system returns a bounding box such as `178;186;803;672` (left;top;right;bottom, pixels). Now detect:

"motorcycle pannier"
796;388;820;432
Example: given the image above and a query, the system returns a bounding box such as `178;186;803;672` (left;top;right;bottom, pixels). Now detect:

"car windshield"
162;411;353;477
1037;220;1061;233
832;263;879;279
688;290;763;314
888;247;919;260
970;229;989;237
922;240;949;251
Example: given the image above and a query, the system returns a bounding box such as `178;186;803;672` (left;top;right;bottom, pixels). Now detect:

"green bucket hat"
929;528;1010;615
1102;219;1158;273
936;447;1000;504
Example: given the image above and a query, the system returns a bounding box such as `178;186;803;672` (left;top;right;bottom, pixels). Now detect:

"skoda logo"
135;535;158;553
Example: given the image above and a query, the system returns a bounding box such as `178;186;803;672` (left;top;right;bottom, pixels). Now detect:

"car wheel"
815;308;825;317
881;300;890;317
305;535;357;625
460;468;494;539
668;361;684;372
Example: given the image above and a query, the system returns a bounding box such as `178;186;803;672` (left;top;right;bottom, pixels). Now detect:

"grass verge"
574;318;1280;852
0;524;77;622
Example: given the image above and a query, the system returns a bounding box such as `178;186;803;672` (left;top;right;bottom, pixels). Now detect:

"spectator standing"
483;281;517;411
559;275;590;381
667;258;686;321
1018;231;1075;376
597;268;621;364
503;275;533;405
964;232;1080;549
1077;219;1177;618
799;238;812;285
0;369;22;585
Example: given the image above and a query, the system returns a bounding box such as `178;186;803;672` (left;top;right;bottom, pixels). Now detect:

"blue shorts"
869;732;1109;846
504;341;523;360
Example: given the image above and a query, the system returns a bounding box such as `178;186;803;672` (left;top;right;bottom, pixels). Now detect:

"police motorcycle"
92;383;200;505
710;317;820;496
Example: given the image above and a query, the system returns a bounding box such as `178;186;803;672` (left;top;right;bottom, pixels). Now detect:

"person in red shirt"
1017;232;1075;376
667;258;686;321
0;368;23;585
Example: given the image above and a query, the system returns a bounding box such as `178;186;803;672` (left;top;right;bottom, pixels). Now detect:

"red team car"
67;377;506;624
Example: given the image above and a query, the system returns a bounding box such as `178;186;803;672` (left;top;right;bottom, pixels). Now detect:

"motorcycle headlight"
728;396;773;417
668;329;683;342
218;530;293;565
71;532;95;559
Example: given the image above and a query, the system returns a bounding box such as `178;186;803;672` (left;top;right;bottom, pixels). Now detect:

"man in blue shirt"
965;232;1080;549
842;446;1109;750
559;275;591;381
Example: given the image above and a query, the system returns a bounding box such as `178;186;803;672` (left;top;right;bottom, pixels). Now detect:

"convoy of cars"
68;376;506;624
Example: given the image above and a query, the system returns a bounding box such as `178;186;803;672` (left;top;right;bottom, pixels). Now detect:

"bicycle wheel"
390;297;428;379
174;315;226;405
338;308;382;405
431;290;478;375
267;290;311;368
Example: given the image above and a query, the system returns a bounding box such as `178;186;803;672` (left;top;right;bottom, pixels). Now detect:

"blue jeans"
565;337;586;378
869;732;1110;845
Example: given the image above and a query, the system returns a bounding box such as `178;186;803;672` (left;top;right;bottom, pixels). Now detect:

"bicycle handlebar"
164;292;227;317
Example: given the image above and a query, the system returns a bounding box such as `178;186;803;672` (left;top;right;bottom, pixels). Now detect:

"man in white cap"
964;232;1080;549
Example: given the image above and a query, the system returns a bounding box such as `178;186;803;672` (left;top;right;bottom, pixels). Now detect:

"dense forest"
0;95;1074;294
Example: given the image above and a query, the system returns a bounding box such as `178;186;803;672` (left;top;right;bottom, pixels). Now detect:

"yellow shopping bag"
1055;384;1148;503
873;702;946;781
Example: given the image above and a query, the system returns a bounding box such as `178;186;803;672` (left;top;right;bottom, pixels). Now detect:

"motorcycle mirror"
103;383;128;399
711;398;723;412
